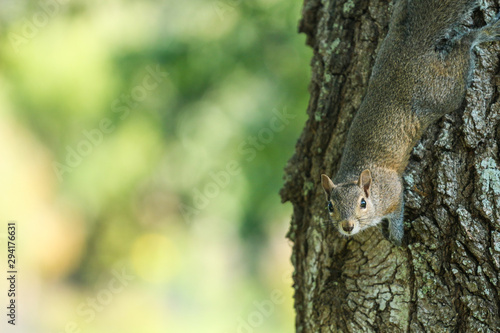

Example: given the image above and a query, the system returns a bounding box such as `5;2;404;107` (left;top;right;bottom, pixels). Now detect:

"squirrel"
321;0;500;246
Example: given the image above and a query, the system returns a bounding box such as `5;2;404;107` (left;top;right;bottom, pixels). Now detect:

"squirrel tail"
405;0;478;45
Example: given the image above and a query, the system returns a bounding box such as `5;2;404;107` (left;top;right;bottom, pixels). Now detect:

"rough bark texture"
280;0;500;332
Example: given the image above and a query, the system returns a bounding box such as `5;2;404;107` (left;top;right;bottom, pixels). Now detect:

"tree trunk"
280;0;500;332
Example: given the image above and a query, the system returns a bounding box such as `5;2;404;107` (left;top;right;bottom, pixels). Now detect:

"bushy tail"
405;0;477;45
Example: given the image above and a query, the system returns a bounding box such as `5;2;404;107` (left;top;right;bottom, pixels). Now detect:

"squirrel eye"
360;198;367;209
328;202;334;213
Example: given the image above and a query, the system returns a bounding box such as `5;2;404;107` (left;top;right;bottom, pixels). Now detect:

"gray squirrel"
321;0;500;246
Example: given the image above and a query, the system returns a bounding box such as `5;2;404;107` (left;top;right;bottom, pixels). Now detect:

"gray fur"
322;0;500;246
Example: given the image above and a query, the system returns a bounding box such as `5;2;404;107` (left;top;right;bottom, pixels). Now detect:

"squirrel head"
321;170;379;237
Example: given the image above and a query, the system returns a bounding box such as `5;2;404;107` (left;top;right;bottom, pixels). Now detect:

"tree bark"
280;0;500;332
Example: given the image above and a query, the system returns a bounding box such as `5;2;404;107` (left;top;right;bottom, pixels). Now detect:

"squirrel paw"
380;216;404;246
388;216;404;246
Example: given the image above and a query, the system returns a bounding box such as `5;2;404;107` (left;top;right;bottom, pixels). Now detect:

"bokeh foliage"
0;0;311;332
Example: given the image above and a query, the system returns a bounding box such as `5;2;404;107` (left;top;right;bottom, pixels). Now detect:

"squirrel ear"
358;169;372;197
321;174;335;196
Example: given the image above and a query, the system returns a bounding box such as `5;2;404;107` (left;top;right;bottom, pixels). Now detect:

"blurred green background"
0;0;311;332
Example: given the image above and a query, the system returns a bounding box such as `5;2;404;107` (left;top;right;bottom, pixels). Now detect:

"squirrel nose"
341;221;355;233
